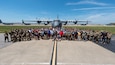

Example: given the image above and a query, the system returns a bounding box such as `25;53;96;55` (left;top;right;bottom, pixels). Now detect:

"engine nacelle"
64;21;67;25
37;21;41;24
44;21;50;25
74;21;78;24
47;21;50;24
44;23;48;25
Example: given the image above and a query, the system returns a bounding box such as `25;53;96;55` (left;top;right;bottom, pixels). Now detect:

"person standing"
102;31;107;44
77;31;81;41
4;31;9;42
107;32;112;44
59;30;63;40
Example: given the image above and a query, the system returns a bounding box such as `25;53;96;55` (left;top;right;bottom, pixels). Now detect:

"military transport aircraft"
0;19;21;25
23;16;90;28
0;19;14;25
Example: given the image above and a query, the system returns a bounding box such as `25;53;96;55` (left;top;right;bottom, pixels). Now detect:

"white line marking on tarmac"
0;63;49;65
57;63;114;65
0;63;114;65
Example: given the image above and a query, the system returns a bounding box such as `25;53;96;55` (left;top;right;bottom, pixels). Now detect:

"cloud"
66;12;115;24
86;14;104;19
85;13;115;24
66;0;108;6
73;7;115;11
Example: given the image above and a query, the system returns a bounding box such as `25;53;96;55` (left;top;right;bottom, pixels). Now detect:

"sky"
0;0;115;24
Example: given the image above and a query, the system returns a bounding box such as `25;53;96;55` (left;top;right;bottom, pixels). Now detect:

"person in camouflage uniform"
4;31;9;42
16;33;21;42
107;32;112;44
74;30;78;40
89;30;94;41
12;33;17;43
82;30;87;41
94;31;100;43
5;27;112;44
101;31;108;44
26;31;32;41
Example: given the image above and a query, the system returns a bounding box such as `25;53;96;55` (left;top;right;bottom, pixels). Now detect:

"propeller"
44;23;48;25
74;21;78;24
37;21;41;24
48;21;50;24
64;21;67;25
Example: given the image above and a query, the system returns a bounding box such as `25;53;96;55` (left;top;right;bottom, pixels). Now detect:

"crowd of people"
4;27;112;44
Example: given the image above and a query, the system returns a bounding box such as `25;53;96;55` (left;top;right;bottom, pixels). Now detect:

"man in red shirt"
59;30;63;38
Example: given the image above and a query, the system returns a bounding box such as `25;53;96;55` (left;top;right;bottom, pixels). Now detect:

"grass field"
0;25;115;34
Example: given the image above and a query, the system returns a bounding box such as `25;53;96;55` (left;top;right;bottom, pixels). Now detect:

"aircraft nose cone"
52;22;59;27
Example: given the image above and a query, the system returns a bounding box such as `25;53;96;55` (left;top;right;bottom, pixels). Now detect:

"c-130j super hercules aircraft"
22;16;90;28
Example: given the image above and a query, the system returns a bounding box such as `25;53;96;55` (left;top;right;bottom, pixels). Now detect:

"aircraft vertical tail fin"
22;20;25;24
0;19;3;23
86;21;89;25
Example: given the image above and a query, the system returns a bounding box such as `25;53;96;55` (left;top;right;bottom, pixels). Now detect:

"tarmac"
57;41;115;65
0;34;12;49
0;33;115;65
0;40;53;65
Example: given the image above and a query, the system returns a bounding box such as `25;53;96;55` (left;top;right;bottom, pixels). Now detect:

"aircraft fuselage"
52;20;62;28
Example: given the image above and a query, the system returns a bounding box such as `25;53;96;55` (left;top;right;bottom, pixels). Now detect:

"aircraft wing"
22;20;52;25
41;20;52;25
61;20;90;25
